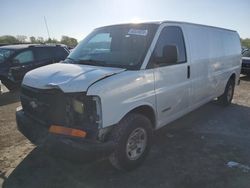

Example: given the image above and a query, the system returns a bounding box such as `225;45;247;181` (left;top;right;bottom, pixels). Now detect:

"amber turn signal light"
49;125;87;138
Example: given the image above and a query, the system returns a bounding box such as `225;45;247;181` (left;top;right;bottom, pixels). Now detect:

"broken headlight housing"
72;99;85;114
68;93;102;129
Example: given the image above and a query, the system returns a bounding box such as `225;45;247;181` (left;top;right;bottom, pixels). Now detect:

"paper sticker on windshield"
128;29;148;36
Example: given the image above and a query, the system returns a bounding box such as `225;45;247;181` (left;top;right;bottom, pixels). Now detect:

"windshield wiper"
65;58;127;69
74;59;107;66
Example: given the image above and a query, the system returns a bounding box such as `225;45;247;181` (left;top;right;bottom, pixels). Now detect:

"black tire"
109;113;153;171
218;78;235;106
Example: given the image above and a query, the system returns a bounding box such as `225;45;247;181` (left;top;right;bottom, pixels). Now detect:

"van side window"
153;26;186;66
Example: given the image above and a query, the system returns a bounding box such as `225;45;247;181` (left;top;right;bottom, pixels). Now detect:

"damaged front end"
16;85;115;158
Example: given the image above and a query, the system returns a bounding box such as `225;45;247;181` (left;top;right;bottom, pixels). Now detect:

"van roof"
162;21;236;32
98;20;236;33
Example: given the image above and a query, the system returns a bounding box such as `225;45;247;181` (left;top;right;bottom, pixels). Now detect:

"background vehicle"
16;21;241;170
0;44;69;91
241;48;250;76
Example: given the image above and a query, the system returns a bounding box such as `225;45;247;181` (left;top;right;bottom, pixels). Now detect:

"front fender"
87;70;156;128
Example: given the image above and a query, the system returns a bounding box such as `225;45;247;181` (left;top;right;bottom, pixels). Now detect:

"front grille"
20;86;69;127
20;86;99;138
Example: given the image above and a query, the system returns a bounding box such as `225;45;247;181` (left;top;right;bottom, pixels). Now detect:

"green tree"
29;36;37;43
241;38;250;49
46;38;59;44
60;36;78;48
37;37;44;43
0;35;19;44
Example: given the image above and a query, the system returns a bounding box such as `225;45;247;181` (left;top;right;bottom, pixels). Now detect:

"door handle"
187;65;190;79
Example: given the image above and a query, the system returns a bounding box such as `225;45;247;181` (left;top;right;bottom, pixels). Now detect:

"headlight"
72;99;85;114
71;94;102;128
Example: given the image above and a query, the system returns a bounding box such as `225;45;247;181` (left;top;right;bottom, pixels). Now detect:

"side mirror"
154;45;178;65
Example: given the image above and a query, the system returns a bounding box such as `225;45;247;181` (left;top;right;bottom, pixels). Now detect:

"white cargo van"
16;21;241;170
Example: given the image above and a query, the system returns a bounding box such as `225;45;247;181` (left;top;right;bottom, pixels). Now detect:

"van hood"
22;63;126;92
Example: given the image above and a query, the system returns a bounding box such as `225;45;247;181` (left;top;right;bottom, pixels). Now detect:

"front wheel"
109;113;153;171
218;78;235;106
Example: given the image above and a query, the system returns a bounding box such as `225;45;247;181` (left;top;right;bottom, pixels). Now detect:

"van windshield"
67;24;158;70
0;49;15;63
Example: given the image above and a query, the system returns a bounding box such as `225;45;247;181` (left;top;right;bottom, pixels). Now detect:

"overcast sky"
1;0;249;41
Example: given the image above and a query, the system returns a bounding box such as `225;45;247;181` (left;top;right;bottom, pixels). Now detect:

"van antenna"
44;16;51;40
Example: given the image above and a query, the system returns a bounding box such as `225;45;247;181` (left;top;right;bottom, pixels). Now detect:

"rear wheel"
218;78;235;106
109;113;153;171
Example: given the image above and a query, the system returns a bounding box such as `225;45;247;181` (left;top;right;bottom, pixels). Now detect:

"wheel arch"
124;105;157;129
229;73;236;83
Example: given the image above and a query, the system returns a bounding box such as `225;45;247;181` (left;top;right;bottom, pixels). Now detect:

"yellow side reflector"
49;125;87;138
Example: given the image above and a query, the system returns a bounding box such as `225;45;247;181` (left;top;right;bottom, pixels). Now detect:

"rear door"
10;49;35;82
152;25;191;127
33;47;54;68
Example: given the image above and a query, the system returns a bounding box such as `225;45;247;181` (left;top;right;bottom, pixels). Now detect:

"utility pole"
44;16;51;40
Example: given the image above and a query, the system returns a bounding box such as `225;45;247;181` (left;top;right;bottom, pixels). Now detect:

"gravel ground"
0;76;250;188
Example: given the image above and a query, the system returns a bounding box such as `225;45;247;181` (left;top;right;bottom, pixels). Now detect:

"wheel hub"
126;127;147;160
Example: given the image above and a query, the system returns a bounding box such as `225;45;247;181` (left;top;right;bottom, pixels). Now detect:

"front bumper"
16;109;116;160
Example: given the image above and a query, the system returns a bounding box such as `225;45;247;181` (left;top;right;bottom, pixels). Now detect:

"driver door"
152;26;191;128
